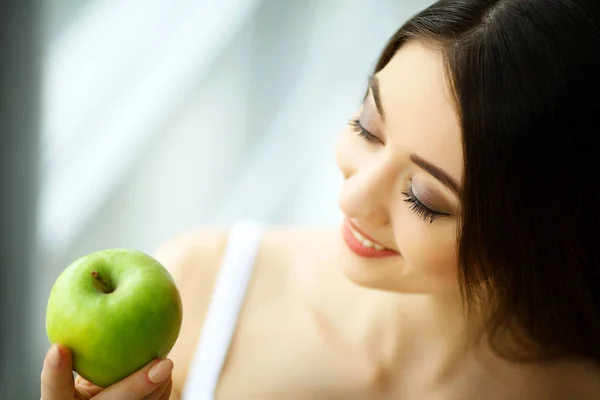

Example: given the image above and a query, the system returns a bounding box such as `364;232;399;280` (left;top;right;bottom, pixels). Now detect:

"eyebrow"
368;75;385;122
367;76;459;195
410;154;460;195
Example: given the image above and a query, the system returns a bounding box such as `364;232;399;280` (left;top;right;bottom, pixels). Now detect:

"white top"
181;221;264;400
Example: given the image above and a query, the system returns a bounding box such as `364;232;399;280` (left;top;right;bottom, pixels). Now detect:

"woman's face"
336;40;464;295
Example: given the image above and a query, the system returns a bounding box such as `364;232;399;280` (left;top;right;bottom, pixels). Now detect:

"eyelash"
349;119;380;144
349;118;448;224
401;188;447;224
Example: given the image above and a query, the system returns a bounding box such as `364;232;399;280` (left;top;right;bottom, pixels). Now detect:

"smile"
349;223;385;250
341;219;401;258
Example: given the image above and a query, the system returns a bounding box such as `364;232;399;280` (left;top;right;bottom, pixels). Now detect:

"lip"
341;219;401;258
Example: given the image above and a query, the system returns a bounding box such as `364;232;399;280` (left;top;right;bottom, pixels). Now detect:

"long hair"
375;0;600;361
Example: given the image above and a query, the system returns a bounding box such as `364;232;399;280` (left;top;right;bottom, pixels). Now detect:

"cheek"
394;210;459;284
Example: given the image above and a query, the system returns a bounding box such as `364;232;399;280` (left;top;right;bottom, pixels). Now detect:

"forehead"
376;41;463;182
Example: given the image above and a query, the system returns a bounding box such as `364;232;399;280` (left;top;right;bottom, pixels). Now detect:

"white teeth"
349;226;386;251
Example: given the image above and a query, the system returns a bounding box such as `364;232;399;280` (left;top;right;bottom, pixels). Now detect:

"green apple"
46;248;183;388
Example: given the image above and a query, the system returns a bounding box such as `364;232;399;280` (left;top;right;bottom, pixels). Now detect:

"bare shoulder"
248;225;340;292
154;225;339;399
154;227;230;289
154;228;230;400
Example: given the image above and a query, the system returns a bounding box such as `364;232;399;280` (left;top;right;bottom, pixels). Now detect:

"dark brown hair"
375;0;600;362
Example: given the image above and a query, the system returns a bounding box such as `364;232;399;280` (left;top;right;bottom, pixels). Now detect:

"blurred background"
1;0;433;397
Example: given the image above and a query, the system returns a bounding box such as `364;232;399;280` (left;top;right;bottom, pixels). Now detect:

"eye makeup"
403;183;453;223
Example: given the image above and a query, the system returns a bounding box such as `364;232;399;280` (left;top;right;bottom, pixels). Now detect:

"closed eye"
402;187;450;223
349;119;383;145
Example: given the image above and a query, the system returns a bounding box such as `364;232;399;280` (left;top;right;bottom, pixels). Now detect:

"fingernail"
47;344;62;368
148;359;173;384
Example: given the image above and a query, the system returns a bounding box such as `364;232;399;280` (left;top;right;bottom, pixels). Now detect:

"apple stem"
91;271;113;293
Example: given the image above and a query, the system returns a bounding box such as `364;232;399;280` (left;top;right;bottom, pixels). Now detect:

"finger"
95;358;173;400
74;374;104;400
143;378;172;400
157;379;173;400
40;344;75;400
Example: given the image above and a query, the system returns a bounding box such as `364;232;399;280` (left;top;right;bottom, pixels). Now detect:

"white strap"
182;221;264;400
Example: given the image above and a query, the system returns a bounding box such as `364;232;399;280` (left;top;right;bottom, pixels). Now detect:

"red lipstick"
341;219;401;258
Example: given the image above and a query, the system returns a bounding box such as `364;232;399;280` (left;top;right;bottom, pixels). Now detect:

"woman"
41;0;600;399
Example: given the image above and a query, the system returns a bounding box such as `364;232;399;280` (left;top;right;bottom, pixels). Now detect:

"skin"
40;343;173;399
41;41;600;399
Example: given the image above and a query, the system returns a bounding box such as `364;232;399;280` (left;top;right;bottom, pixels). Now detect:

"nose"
337;156;395;227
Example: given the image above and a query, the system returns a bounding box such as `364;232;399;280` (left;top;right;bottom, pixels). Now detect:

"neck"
404;290;472;345
369;290;494;380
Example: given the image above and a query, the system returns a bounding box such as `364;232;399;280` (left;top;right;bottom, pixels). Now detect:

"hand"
41;344;173;400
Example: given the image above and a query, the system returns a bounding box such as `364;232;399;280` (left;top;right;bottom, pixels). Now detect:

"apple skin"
46;248;183;388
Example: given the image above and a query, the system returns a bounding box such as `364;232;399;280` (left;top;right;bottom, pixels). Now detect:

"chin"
338;248;442;294
338;247;403;292
341;265;391;291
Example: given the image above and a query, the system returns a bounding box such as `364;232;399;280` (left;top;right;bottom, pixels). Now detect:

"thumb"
41;344;75;400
